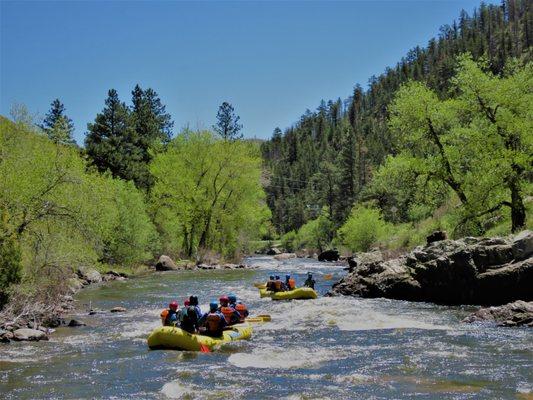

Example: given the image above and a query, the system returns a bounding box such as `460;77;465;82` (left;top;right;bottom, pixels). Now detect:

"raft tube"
147;324;252;351
259;287;317;300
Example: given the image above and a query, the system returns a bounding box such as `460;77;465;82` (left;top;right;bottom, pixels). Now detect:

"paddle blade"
199;344;211;353
253;282;266;289
323;273;333;280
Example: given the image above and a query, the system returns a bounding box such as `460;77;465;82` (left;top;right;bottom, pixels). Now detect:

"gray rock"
12;328;48;341
463;300;533;327
333;230;533;306
155;255;178;271
77;267;102;284
512;230;533;261
110;306;127;313
67;319;86;327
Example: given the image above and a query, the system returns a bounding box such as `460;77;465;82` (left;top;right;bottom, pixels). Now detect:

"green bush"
337;205;390;252
281;231;297;252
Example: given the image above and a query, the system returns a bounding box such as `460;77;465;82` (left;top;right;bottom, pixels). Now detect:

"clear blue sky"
1;0;496;143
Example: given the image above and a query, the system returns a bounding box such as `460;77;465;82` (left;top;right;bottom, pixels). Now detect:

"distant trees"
213;102;242;140
85;86;173;190
261;0;532;236
40;99;76;145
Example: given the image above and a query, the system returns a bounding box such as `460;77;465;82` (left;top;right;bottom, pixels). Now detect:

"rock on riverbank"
332;230;533;306
463;301;533;327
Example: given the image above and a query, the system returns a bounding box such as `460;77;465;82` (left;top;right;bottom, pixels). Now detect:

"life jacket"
235;303;248;323
273;280;283;291
162;309;177;326
288;278;296;290
205;312;223;335
266;281;274;291
220;306;236;324
180;306;198;333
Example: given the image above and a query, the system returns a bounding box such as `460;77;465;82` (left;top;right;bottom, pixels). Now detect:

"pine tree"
40;99;76;145
85;89;150;188
213;102;243;140
131;84;174;163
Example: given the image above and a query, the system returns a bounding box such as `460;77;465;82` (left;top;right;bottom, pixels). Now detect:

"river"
1;256;531;399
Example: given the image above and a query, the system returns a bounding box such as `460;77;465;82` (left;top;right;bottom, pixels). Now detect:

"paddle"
245;314;271;323
323;273;333;280
199;344;211;353
253;282;266;288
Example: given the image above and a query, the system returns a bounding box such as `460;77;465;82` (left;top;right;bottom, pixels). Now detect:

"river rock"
318;249;340;262
12;328;48;341
110;306;127;313
274;253;297;261
332;230;533;305
266;247;282;255
67;319;86;327
155;255;178;271
463;301;533;327
77;267;102;284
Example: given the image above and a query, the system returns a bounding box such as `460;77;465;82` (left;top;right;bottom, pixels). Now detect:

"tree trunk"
510;177;526;232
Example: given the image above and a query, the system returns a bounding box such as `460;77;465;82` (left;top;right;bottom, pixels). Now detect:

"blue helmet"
275;275;280;280
209;301;218;311
285;274;291;279
228;293;237;303
269;275;275;280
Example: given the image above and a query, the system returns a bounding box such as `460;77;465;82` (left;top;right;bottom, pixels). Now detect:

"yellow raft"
259;287;317;300
147;324;252;351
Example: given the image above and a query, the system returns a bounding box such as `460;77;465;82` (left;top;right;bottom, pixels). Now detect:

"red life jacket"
206;312;222;333
220;306;235;324
235;303;248;322
288;278;296;290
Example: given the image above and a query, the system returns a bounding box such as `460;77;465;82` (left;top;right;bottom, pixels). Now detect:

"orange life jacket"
220;306;235;324
273;280;282;291
288;278;296;290
235;303;248;322
206;312;223;333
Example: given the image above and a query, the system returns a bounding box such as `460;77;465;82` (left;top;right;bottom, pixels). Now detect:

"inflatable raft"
259;287;317;300
147;324;252;351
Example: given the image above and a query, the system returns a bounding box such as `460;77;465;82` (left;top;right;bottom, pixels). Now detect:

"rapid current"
1;256;531;399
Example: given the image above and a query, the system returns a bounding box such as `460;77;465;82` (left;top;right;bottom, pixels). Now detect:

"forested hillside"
261;0;532;244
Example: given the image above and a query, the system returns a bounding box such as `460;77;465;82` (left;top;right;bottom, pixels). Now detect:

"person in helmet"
160;301;179;326
286;274;296;290
304;272;316;289
265;275;275;291
218;295;241;325
198;301;226;337
179;299;199;334
234;301;249;323
273;275;284;292
228;293;237;309
188;295;202;319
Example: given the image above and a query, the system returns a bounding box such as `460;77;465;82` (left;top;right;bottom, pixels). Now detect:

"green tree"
213;102;243;140
85;89;150;189
40;99;76;145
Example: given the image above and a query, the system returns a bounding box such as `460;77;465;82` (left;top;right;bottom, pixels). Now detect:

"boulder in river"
274;253;297;261
110;306;127;313
155;255;178;271
12;328;48;341
318;249;340;262
67;319;86;327
463;301;533;327
332;230;533;306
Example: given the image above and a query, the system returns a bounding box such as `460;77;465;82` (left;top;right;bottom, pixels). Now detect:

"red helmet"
184;300;190;306
169;301;179;310
219;295;229;304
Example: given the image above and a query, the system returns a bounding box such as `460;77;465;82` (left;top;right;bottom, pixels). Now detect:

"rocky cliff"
332;231;532;306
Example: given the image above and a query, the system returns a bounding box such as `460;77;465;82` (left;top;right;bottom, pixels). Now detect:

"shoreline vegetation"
1;1;532;340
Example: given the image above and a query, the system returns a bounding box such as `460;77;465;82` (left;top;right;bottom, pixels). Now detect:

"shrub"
337;205;390;252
